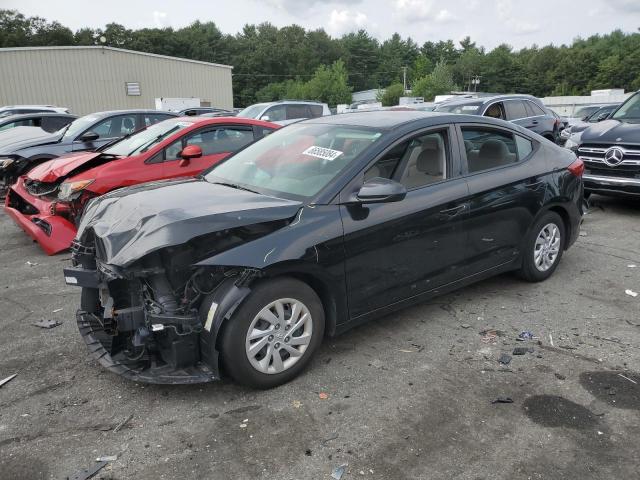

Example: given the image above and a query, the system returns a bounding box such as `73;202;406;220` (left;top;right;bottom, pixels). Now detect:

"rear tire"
518;211;565;282
220;277;325;389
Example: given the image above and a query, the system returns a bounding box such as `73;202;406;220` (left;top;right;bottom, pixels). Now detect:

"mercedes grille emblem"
603;146;624;166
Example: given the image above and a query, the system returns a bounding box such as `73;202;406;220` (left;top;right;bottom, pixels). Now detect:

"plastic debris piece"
0;374;17;388
460;324;471;329
618;373;637;384
25;261;38;266
95;456;117;462
292;400;302;408
549;334;554;347
52;308;63;313
625;289;638;297
239;423;247;428
33;319;62;329
518;331;534;340
319;392;329;400
498;354;512;365
113;413;133;432
628;264;637;268
67;461;108;480
491;397;514;404
512;347;528;355
331;464;348;480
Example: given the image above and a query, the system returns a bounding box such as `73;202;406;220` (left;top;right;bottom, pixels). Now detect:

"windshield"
237;103;269;119
60;114;103;141
102;119;192;156
434;102;482;114
573;106;598;119
611;93;640;123
204;123;384;199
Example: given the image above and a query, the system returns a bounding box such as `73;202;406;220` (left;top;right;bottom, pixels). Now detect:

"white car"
0;105;70;118
237;100;330;125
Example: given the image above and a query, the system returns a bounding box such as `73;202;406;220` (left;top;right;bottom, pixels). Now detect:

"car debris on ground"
625;289;638;297
491;397;514;404
0;373;17;388
113;413;133;432
32;319;62;329
498;354;512;365
331;464;348;480
66;460;109;480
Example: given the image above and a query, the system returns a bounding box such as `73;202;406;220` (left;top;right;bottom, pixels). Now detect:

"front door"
340;127;470;319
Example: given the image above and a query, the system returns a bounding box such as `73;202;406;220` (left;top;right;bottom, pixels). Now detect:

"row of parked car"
2;90;638;388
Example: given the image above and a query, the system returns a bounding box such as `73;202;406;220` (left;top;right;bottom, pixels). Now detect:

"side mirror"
180;144;202;161
79;131;99;142
354;177;407;204
260;115;270;121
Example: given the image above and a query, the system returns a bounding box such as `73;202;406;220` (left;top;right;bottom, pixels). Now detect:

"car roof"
440;94;542;107
0;112;77;122
173;116;277;128
302;110;511;129
81;110;179;118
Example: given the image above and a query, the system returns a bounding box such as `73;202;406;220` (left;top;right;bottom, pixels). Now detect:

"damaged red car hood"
27;151;103;182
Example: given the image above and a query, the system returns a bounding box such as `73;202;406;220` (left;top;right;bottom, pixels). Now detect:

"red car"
5;116;278;254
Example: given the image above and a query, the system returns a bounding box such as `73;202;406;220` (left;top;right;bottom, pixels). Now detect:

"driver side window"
262;105;286;122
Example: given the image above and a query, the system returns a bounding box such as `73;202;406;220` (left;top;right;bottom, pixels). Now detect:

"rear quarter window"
515;135;534;160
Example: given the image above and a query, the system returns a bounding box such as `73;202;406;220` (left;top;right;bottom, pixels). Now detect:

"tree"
377;83;405;106
411;61;455;101
304;60;352;105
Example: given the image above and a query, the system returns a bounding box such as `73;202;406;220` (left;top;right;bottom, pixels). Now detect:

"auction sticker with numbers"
302;146;343;161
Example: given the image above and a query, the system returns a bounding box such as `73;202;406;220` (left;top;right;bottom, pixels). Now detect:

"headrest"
479;139;508;159
416;138;442;174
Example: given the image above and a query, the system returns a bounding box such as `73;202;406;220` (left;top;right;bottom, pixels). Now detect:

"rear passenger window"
309;105;324;117
286;105;309;120
515;135;533;159
462;128;518;173
504;101;528;120
145;113;174;126
526;101;546;116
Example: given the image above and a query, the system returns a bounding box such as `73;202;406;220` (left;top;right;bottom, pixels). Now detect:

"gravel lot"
1;195;639;480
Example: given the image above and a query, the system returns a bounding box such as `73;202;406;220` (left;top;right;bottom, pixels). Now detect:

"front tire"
518;211;565;282
220;277;325;389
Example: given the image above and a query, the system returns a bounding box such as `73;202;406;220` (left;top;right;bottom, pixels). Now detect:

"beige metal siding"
0;47;233;115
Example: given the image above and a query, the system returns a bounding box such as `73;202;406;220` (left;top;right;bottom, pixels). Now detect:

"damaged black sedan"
64;111;584;388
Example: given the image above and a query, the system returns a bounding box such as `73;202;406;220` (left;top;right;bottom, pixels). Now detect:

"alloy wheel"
245;298;313;374
534;223;561;272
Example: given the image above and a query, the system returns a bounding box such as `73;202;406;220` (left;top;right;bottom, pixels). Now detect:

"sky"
4;0;640;50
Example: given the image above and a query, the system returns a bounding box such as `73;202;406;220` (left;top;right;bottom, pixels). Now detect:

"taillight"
568;158;585;177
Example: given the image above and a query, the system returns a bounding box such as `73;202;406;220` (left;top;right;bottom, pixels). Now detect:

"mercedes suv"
577;91;640;198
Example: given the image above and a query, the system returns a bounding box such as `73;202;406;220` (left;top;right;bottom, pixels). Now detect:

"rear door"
458;123;546;274
341;126;470;318
162;125;256;178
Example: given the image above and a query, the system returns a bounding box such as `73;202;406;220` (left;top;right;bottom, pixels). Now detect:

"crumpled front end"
65;218;294;383
4;176;78;255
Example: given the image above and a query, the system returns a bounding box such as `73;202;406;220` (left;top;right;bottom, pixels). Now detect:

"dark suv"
578;91;640;198
435;94;559;142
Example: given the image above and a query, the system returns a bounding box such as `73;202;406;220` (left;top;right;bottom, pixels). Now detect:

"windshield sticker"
461;105;478;111
302;146;343;161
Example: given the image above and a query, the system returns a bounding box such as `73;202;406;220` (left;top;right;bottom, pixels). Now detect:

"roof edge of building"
0;45;233;70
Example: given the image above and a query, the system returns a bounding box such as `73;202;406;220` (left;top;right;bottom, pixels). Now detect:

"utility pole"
402;66;408;91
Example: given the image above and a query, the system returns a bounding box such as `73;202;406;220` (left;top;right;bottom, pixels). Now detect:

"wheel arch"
529;204;572;250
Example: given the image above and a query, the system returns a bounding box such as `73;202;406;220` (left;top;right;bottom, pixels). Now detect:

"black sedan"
0;109;177;187
63;111;584;388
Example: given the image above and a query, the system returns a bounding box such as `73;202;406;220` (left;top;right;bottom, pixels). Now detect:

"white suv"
0;105;70;118
237;100;330;125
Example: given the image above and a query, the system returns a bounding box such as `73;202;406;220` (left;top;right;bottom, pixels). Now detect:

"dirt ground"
1;195;639;480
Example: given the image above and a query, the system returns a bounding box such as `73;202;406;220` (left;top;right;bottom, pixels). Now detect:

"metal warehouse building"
0;46;233;115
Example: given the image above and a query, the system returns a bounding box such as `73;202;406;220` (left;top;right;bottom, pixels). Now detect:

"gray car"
0;109;177;187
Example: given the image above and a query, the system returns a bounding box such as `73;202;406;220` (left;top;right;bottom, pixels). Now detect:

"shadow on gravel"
522;395;599;429
579;371;640;410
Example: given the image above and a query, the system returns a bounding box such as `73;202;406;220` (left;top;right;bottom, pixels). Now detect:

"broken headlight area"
68;228;272;383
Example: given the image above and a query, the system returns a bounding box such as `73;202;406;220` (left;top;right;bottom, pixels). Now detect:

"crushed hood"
0;126;61;155
580;119;640;145
77;178;303;268
27;151;103;183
